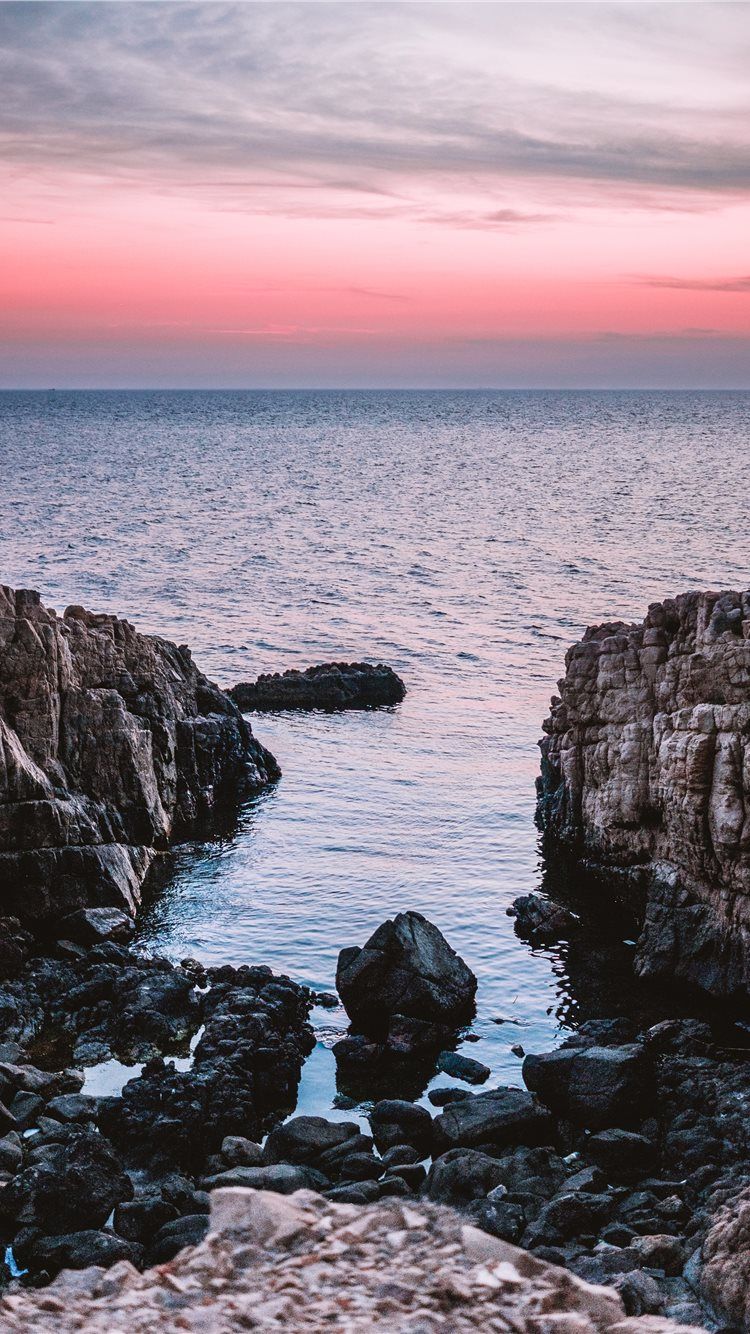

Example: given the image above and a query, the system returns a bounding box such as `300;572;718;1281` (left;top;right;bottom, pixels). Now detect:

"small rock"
436;1051;490;1085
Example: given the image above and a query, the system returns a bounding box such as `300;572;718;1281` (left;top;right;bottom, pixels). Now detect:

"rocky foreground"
0;1186;704;1333
0;586;278;925
538;590;750;998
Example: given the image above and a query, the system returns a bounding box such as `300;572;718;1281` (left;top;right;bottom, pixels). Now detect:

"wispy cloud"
637;274;750;292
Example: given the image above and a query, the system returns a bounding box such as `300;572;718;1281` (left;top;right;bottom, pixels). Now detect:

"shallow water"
2;389;749;1107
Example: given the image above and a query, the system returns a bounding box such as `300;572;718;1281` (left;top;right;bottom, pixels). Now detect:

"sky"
1;1;749;388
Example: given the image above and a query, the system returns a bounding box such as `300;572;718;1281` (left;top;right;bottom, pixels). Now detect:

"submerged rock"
229;661;405;712
538;589;750;999
336;910;477;1036
0;586;279;926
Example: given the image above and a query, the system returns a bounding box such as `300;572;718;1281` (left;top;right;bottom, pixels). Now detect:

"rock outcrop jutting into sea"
537;590;750;998
229;661;406;712
0;586;279;924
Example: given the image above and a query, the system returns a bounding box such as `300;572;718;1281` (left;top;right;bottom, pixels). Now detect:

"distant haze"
1;1;749;388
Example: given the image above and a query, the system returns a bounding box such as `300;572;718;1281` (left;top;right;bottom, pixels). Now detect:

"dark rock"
384;1162;426;1189
564;1165;608;1194
507;894;579;945
631;1232;685;1275
431;1087;554;1153
324;1181;380;1204
522;1044;652;1129
337;1152;383;1182
45;1094;99;1124
468;1197;526;1244
200;1163;330;1194
229;662;406;713
336;912;476;1036
380;1145;421;1168
57;908;135;946
23;1229;140;1275
436;1051;490;1085
262;1116;359;1166
146;1214;209;1265
0;1131;22;1173
8;1089;44;1129
428;1087;474;1107
424;1149;509;1205
220;1135;263;1167
0;918;33;979
369;1100;433;1155
584;1128;657;1182
613;1270;666;1316
0;1127;132;1232
113;1194;179;1242
524;1191;615;1246
0;585;279;926
377;1176;412;1198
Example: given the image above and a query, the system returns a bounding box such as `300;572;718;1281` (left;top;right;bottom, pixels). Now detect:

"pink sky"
1;2;749;387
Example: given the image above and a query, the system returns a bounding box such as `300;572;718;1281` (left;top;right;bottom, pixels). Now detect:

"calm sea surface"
2;390;749;1111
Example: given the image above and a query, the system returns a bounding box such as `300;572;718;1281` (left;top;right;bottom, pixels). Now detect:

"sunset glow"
1;2;749;386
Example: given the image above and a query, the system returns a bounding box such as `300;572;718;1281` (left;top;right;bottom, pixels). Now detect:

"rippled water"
2;390;749;1108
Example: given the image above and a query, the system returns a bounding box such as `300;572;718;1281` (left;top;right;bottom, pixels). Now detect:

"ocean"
2;388;749;1111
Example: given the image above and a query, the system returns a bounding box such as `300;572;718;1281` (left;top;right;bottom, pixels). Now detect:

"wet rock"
508;893;580;944
45;1094;99;1124
56;908;135;946
0;585;279;925
262;1115;359;1166
369;1099;433;1155
229;662;406;713
428;1087;474;1107
431;1086;554;1153
436;1050;490;1084
336;911;477;1036
522;1044;652;1129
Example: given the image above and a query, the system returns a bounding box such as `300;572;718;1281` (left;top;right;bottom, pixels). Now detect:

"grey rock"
522;1044;652;1129
432;1087;554;1153
436;1051;490;1085
369;1100;433;1155
200;1163;330;1194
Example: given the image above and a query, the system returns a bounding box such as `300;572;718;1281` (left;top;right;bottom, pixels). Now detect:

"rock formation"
229;660;406;712
0;586;279;925
537;590;750;999
0;1186;705;1332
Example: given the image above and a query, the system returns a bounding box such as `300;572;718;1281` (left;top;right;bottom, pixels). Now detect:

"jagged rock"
0;1125;132;1232
56;908;135;945
522;1044;652;1129
229;661;405;712
584;1129;657;1183
0;586;279;925
538;590;750;999
336;911;477;1036
508;893;580;945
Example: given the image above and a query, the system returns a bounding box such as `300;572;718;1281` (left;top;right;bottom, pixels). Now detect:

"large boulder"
537;590;750;999
522;1044;652;1129
0;586;279;925
431;1087;554;1154
229;661;405;712
336;911;477;1036
0;1127;132;1232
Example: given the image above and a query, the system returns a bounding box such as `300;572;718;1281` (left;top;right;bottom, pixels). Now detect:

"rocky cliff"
538;590;750;999
0;586;279;925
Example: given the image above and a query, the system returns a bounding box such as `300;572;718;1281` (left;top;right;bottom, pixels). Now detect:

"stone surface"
537;590;750;998
0;586;279;924
229;661;406;712
523;1044;653;1129
0;1188;705;1332
336;910;477;1036
431;1086;554;1153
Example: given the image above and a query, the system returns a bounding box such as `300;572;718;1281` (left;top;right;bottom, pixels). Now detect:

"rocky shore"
5;585;750;1330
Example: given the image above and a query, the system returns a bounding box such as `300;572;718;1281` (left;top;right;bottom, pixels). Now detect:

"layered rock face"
538;590;750;997
0;586;279;924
